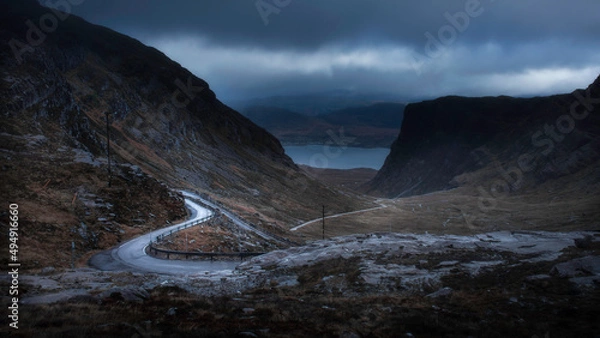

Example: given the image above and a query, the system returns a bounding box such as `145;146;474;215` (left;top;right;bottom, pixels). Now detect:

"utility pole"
105;111;112;187
322;205;325;240
71;241;75;269
237;219;242;255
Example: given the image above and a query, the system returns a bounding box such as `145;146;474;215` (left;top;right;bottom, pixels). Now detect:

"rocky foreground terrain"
3;230;598;337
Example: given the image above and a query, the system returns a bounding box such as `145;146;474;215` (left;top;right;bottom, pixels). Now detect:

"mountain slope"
0;0;369;269
368;76;600;198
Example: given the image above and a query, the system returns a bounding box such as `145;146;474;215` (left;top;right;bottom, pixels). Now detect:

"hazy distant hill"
243;102;405;148
231;91;407;116
322;103;405;129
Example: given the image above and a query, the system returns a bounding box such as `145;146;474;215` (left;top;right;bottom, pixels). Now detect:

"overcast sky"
48;0;600;102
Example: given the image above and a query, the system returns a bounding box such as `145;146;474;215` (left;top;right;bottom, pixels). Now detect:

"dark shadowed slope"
368;76;600;198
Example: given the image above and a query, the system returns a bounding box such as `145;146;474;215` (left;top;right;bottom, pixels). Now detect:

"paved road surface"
290;201;388;232
181;191;284;243
89;197;241;274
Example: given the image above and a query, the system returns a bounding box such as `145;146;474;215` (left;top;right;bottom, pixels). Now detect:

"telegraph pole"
322;205;325;240
105;111;112;187
71;241;75;269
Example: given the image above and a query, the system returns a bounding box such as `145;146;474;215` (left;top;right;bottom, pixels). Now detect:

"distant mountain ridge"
231;91;407;116
243;102;405;148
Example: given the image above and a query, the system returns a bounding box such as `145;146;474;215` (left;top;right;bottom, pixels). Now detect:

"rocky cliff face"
0;0;367;268
368;76;600;198
1;0;288;178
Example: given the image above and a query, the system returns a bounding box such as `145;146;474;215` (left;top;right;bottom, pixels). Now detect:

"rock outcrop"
368;76;600;198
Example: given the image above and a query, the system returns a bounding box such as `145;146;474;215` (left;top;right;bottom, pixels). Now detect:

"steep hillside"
0;0;369;269
368;76;600;199
243;102;405;147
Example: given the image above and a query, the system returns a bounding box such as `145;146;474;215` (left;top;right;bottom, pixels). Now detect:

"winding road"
90;190;379;274
89;195;241;274
180;191;276;242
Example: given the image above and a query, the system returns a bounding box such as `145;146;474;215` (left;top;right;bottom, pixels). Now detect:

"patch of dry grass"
0;142;187;271
7;276;598;337
296;183;600;240
154;215;280;254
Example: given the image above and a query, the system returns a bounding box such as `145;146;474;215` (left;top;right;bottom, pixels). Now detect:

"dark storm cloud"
56;0;600;48
44;0;600;101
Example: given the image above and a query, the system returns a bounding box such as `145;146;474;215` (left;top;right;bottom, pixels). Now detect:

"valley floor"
3;165;599;337
293;186;600;240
